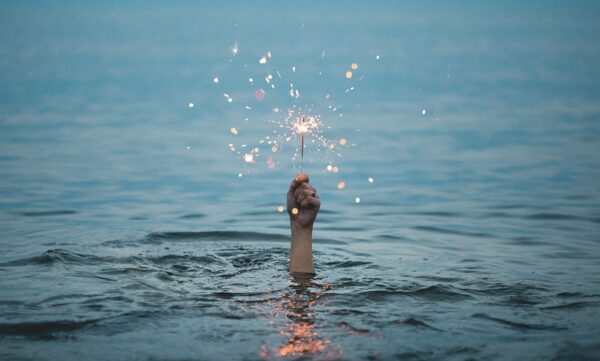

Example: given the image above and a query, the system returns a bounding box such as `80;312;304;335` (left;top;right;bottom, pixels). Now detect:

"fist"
287;174;320;228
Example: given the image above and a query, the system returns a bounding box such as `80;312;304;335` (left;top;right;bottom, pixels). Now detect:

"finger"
296;191;308;205
294;173;310;185
294;183;309;199
301;196;320;209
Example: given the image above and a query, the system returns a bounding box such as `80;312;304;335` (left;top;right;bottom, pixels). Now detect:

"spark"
291;207;299;215
254;89;266;101
244;154;255;163
355;197;361;204
422;109;427;115
213;77;219;83
339;138;347;145
188;102;194;108
376;54;380;60
368;177;374;183
277;205;285;213
337;181;346;190
351;63;358;70
345;71;353;79
230;127;238;135
231;41;239;56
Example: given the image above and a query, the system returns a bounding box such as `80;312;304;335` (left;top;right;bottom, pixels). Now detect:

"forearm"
289;223;314;274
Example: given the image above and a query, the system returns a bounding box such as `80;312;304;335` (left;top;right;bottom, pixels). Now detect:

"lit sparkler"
291;116;319;173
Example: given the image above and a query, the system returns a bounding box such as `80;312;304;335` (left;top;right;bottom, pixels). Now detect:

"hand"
287;173;320;228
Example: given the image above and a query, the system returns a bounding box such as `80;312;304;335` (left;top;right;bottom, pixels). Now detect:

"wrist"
291;222;313;237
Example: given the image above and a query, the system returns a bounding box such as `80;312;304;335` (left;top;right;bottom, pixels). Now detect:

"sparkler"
292;116;318;174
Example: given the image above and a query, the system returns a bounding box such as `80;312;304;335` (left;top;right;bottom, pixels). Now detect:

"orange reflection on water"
277;321;329;357
259;276;340;360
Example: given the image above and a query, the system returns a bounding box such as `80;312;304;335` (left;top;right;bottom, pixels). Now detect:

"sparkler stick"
300;117;305;174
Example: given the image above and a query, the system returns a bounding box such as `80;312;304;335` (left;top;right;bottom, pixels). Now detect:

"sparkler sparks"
213;46;360;178
230;41;239;56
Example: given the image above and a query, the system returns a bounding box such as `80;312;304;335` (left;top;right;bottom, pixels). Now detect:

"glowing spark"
238;173;243;178
376;54;380;60
230;41;239;56
224;93;232;102
422;109;427;115
355;197;361;204
326;165;333;172
213;77;219;83
277;205;284;213
188;102;194;108
332;166;339;173
345;71;353;79
271;146;278;152
230;127;238;135
291;207;299;215
259;51;271;65
254;89;266;101
292;66;296;72
351;63;358;70
244;154;254;163
186;146;191;150
337;181;346;190
248;77;254;84
368;177;374;183
339;138;347;145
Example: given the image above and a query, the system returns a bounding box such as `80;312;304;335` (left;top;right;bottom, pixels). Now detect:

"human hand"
287;173;320;228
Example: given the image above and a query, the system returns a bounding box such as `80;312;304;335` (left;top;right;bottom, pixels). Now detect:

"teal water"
1;2;600;360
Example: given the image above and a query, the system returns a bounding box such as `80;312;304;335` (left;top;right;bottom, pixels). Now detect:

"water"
1;2;600;360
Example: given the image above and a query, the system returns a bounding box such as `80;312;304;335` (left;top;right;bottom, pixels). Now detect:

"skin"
287;173;320;274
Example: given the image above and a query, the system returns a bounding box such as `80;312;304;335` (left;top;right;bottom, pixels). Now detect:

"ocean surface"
1;2;600;360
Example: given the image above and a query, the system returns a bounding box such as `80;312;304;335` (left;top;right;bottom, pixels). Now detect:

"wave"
18;210;76;217
353;285;472;302
0;319;96;339
413;226;492;238
472;313;566;331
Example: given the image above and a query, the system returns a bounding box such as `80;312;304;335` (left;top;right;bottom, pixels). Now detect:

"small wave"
472;313;566;331
143;231;290;243
406;211;461;217
140;231;346;245
19;210;76;217
413;226;492;238
542;301;599;310
394;317;440;330
0;319;95;339
324;260;374;269
526;213;584;221
178;213;206;219
0;249;104;267
356;285;472;302
336;321;371;335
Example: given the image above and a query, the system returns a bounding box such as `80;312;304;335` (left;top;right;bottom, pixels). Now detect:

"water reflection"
260;273;340;360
